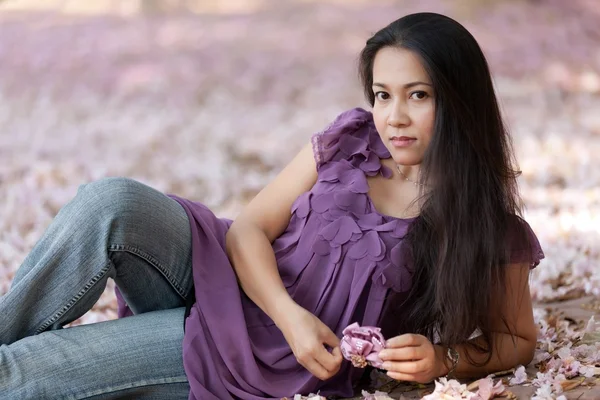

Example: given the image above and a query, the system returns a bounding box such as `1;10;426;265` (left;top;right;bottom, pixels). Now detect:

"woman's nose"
387;104;410;127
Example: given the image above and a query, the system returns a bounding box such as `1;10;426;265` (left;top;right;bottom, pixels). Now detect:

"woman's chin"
389;154;423;167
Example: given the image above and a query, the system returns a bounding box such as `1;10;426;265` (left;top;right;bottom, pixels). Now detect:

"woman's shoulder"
323;107;373;128
311;107;389;170
506;214;545;269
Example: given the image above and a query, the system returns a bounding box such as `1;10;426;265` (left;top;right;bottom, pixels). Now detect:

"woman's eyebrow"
372;81;433;89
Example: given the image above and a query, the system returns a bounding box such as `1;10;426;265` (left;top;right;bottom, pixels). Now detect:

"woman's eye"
410;91;428;100
375;91;390;101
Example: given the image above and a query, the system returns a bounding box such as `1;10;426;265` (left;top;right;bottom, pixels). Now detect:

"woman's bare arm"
434;262;538;379
225;141;317;322
226;141;344;380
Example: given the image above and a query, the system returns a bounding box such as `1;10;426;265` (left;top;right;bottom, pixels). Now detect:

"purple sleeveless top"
117;107;544;400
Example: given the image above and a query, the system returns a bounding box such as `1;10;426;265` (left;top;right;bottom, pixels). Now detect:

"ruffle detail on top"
303;108;416;294
372;240;414;293
311;108;393;178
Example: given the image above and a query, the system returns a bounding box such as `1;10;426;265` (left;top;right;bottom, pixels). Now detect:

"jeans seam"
108;244;188;299
35;262;112;334
69;375;189;400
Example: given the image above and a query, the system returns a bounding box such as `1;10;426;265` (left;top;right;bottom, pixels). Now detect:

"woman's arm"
380;262;537;382
434;262;537;379
225;140;316;320
225;140;343;380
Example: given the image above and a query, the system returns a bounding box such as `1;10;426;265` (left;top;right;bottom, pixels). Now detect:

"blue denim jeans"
0;177;195;399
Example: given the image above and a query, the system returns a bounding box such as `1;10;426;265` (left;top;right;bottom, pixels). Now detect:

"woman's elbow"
519;338;537;367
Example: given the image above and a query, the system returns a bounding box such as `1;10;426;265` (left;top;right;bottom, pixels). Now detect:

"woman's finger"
385;334;426;348
379;344;426;362
386;371;424;383
331;345;343;362
382;359;430;374
301;357;331;381
315;344;342;374
322;328;341;349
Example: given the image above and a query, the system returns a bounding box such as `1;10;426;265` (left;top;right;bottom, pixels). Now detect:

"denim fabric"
0;177;194;399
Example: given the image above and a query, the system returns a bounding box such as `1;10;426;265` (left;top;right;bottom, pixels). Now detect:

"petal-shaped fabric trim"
313;181;338;195
339;133;368;157
272;216;308;255
312;238;343;264
322;208;349;222
356;213;384;230
333;191;356;209
388;241;415;275
291;192;311;219
330;245;342;264
319;216;363;247
311;108;373;169
334;191;369;215
389;241;406;268
373;262;413;293
389;220;410;238
312;239;332;256
311;192;335;213
318;166;341;183
311;107;393;180
348;231;386;262
368;127;391;158
359;152;381;174
379;165;394;179
339;169;370;194
373;220;400;233
350;232;362;242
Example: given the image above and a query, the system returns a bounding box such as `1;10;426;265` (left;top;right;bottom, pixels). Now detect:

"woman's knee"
74;177;156;221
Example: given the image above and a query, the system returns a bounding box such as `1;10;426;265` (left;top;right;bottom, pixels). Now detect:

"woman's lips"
390;136;416;148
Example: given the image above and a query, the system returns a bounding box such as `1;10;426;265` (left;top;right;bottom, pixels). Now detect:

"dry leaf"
580;332;600;345
561;377;585;391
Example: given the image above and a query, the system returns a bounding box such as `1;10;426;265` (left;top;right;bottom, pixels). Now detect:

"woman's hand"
275;302;343;381
378;334;447;383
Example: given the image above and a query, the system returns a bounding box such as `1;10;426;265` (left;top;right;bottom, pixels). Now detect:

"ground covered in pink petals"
0;1;598;399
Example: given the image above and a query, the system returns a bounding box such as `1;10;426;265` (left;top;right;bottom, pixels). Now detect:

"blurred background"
0;0;599;326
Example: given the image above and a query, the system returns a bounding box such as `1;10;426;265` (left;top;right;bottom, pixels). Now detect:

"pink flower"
509;365;528;385
578;365;598;378
422;378;472;399
531;384;555;400
361;390;395;400
422;377;506;400
471;377;506;400
340;323;386;368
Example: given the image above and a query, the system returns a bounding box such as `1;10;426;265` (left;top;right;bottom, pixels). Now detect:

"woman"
0;12;543;400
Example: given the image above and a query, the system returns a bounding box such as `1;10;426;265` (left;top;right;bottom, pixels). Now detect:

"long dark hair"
359;13;527;365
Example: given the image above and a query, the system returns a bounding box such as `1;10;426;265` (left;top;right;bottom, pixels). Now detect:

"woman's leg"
0;307;189;400
0;177;194;344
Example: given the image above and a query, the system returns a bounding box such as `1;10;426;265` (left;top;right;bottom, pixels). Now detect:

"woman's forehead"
372;47;430;85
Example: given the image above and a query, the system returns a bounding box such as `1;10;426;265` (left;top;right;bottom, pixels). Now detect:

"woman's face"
371;46;435;167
